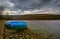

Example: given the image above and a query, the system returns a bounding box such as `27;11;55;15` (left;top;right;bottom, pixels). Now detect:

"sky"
0;0;60;15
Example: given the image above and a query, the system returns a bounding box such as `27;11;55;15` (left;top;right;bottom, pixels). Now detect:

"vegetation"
0;14;60;20
0;5;5;19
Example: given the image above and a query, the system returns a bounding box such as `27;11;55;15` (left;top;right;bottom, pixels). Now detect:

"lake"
2;20;60;35
0;20;60;39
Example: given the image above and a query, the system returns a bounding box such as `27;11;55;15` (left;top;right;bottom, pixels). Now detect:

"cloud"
0;0;15;11
10;0;60;10
1;0;60;15
4;1;15;7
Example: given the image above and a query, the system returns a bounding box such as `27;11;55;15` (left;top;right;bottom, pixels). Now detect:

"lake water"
1;20;60;36
27;20;60;36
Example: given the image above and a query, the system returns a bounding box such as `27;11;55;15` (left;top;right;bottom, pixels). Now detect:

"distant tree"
0;5;5;19
0;5;5;15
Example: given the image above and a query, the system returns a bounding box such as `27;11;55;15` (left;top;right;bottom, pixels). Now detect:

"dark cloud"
10;0;60;11
1;0;60;15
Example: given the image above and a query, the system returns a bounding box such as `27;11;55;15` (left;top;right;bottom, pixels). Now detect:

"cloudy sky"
0;0;60;15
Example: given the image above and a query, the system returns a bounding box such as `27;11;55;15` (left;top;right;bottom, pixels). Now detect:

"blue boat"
4;20;27;30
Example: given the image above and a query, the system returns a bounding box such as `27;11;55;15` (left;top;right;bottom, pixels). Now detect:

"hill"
0;14;60;20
